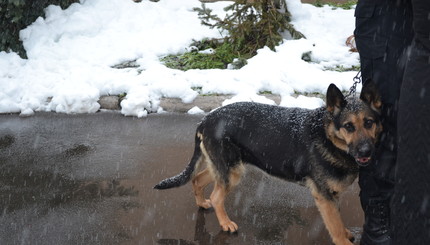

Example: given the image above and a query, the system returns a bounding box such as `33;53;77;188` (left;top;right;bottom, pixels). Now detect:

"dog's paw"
333;238;354;245
197;199;212;209
221;220;238;233
345;228;355;242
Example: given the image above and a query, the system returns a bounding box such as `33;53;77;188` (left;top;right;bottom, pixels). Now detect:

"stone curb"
98;94;282;113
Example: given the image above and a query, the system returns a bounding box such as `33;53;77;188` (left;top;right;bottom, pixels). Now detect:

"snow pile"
187;106;205;115
0;0;359;117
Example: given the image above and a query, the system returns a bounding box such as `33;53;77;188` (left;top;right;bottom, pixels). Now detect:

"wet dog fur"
154;81;382;245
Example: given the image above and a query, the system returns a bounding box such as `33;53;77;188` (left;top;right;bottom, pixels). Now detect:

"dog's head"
325;81;383;166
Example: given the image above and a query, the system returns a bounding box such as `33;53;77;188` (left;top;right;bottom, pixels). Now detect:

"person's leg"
391;1;430;243
392;40;430;245
355;7;413;243
357;47;402;244
359;55;409;245
359;104;396;245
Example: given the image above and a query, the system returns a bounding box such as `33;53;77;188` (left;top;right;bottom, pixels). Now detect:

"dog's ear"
360;79;382;113
326;83;346;115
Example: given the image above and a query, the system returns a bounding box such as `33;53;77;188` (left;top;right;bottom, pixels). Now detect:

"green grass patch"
324;65;360;72
118;93;127;102
259;90;273;95
328;0;357;9
161;41;248;71
312;0;357;10
294;91;324;98
192;86;228;96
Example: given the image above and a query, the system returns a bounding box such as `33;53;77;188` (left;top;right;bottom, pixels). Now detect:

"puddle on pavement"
0;113;363;244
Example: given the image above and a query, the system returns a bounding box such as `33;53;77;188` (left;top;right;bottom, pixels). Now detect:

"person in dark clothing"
354;1;414;244
391;1;430;244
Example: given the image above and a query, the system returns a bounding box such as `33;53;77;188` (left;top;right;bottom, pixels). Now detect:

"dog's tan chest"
327;174;357;196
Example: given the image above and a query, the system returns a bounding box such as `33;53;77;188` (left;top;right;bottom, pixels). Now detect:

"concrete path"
0;112;363;244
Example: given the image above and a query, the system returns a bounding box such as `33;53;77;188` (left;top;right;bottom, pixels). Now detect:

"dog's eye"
343;122;355;133
364;119;374;129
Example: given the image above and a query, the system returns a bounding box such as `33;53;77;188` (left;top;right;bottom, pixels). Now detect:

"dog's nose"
358;143;372;157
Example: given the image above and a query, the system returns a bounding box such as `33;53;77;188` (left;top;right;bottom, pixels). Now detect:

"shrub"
0;0;79;58
193;0;305;57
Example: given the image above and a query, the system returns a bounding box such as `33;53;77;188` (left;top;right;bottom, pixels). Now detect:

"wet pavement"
0;112;363;245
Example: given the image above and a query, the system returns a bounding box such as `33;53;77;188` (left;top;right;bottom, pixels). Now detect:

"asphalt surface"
0;112;364;245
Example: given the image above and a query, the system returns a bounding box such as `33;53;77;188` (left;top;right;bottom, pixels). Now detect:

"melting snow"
0;0;359;117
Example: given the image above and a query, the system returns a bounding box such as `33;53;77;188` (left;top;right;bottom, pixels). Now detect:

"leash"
346;70;362;98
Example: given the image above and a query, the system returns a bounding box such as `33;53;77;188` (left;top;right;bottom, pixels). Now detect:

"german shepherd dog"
154;81;382;245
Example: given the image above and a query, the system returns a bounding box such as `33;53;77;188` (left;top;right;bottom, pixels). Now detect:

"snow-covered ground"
0;0;359;117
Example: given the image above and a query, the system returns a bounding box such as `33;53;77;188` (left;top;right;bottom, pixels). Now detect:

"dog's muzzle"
353;142;373;167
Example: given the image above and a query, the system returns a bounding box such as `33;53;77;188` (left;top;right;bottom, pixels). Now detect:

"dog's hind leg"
209;163;244;233
192;168;214;209
210;181;238;232
199;136;244;233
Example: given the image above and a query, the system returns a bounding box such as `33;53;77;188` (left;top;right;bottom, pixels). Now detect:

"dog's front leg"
309;187;353;245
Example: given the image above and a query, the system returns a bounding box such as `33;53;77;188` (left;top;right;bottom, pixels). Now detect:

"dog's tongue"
356;157;370;165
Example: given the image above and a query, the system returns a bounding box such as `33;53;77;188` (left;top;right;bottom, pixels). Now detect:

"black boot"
360;197;391;245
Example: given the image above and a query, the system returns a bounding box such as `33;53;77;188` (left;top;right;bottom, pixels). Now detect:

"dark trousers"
354;1;413;244
391;1;430;243
356;16;412;218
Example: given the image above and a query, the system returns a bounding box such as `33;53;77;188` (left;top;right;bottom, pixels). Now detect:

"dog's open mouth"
356;157;371;166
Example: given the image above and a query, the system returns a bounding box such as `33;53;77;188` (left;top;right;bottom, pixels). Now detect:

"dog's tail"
153;133;202;190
